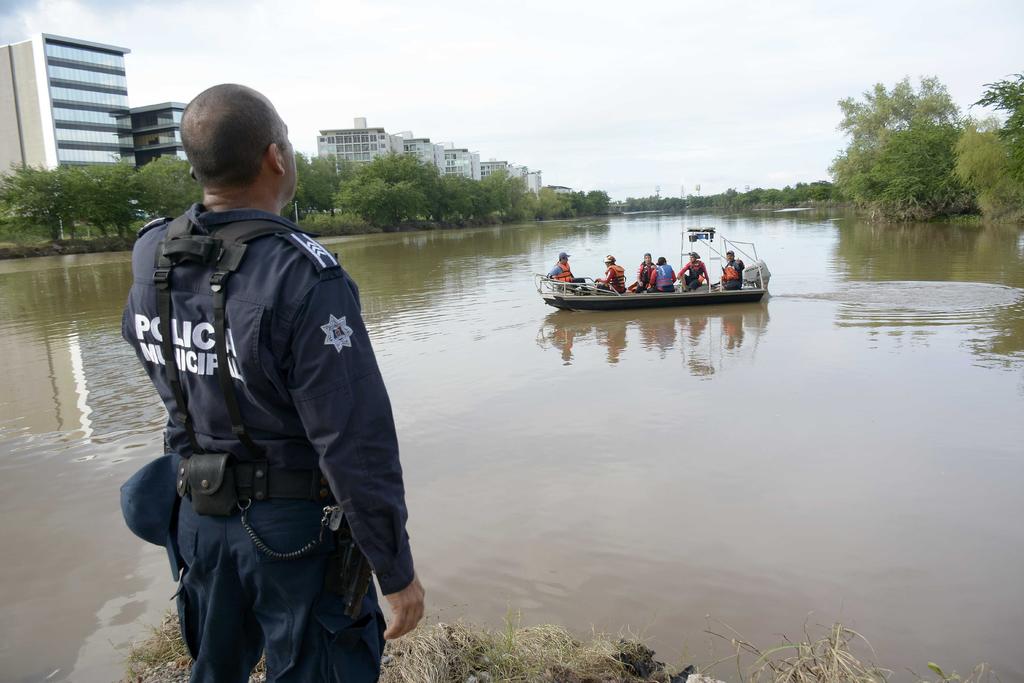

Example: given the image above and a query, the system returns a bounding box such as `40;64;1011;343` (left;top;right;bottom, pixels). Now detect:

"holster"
177;453;238;516
324;519;374;618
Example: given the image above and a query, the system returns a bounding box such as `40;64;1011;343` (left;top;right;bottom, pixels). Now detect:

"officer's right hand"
382;574;425;639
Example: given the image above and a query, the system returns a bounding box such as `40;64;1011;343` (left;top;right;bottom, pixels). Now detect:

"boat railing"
720;238;758;263
534;274;626;296
687;235;768;291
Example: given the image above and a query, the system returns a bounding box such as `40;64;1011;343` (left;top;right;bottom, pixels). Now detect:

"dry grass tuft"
706;623;889;683
124;612;193;680
379;619;657;683
704;622;999;683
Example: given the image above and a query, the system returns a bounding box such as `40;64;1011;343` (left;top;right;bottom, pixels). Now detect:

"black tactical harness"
153;216;324;512
152;215;373;612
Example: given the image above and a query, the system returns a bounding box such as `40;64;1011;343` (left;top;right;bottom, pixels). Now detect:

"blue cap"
558;252;570;260
120;452;185;579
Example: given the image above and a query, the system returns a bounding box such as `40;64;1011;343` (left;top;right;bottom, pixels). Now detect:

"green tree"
956;118;1024;219
534;187;573;219
295;153;352;216
136;156;202;219
338;176;425;227
479;170;529;220
869;121;972;220
0;165;78;239
70;162;140;236
976;73;1024;182
831;76;967;219
436;174;487;221
584;190;610;214
336;154;439;227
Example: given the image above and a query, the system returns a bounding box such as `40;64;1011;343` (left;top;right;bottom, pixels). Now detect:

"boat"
535;228;770;312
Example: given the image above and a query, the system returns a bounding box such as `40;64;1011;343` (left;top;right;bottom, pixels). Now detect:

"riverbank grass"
125;614;995;683
125;613;693;682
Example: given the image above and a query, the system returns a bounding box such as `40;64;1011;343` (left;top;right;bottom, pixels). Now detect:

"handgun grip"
343;557;373;619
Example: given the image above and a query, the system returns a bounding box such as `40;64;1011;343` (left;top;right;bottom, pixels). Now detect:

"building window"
45;43;124;69
50;86;129;107
48;65;128;89
57;148;127;163
53;107;120;125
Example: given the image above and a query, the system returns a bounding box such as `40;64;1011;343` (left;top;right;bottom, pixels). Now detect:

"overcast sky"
2;0;1022;199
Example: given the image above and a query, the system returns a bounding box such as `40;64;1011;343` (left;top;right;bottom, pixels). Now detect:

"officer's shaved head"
182;84;290;188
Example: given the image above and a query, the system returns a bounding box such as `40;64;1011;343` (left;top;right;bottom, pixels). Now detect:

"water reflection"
830;220;1024;367
0;259;165;442
536;303;769;375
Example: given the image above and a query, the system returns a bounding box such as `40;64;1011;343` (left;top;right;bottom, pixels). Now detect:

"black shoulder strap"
153;217;203;455
153;217;291;459
207;220;293;458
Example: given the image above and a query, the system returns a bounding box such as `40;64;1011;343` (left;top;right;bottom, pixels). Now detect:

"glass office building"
1;34;133;169
131;102;185;166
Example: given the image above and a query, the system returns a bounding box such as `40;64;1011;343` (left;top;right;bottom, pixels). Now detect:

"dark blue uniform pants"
176;498;386;682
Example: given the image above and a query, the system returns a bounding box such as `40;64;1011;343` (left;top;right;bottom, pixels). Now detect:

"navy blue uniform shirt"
122;204;414;594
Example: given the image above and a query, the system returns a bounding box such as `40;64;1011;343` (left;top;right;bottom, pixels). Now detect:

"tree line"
618;181;841;213
619;74;1024;222
295;153;610;234
0;151;611;243
0;156;202;241
830;73;1024;221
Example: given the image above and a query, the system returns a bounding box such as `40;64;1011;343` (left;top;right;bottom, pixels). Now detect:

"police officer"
121;84;424;682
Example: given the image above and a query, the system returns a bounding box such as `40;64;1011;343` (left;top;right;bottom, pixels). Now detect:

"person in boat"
679;251;709;291
596;255;627;293
649;256;677;292
631;253;656;293
547;251;585;284
721;250;745;290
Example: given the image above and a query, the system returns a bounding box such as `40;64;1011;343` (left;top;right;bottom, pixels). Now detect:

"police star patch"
320;314;353;352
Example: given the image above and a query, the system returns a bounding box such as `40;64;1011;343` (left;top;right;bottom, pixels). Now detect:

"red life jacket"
605;264;626;292
553;261;574;282
682;260;707;283
722;265;740;281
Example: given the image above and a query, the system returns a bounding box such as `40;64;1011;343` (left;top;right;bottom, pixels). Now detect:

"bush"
0;216;53;245
298;212;377;236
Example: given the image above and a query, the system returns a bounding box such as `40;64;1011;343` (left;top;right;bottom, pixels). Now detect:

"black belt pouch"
182;453;238;516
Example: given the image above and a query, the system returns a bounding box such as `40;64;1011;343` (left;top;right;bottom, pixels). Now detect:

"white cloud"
3;0;1022;198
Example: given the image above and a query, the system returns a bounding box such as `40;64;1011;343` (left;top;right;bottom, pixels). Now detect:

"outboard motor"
742;259;771;289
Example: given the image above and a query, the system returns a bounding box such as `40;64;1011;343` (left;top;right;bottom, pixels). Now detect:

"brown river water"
1;210;1023;682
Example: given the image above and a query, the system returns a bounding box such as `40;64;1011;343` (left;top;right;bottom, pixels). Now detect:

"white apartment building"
505;164;542;194
443;147;480;180
1;33;134;169
399;135;444;171
317;117;404;163
479;160;508;179
524;170;543;194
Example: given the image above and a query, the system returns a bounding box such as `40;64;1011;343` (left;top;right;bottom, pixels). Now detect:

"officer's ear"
266;143;287;176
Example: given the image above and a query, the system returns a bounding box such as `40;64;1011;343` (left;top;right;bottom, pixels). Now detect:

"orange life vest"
553;262;574;282
606;264;626;292
722;265;740;281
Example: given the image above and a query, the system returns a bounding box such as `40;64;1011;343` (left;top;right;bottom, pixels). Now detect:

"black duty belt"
177;459;333;503
235;462;334;502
